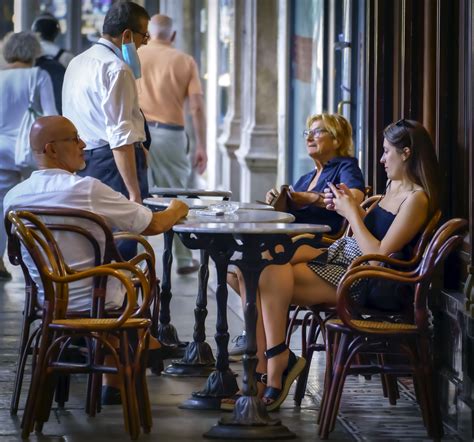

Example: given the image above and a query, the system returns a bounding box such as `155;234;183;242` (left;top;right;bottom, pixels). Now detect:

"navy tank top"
363;194;420;257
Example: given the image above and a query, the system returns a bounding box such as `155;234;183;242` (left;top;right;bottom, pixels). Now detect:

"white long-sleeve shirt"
62;38;145;151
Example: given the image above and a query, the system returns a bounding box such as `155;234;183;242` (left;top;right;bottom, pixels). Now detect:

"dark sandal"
220;372;267;411
262;342;306;412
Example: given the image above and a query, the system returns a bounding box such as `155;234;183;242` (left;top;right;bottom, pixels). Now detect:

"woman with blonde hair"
266;112;366;232
229;113;366;357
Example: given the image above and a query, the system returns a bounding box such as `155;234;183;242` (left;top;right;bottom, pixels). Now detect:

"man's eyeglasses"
133;30;150;42
303;128;329;139
48;135;82;145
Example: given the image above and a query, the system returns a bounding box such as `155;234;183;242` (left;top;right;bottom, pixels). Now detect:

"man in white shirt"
4;115;188;312
62;1;151;262
4;116;188;403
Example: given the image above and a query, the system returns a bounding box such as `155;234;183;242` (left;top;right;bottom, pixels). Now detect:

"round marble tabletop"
149;187;232;198
182;210;294;224
174;222;331;234
144;197;273;211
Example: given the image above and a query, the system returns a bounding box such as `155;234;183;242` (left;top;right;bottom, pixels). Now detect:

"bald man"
4;116;188;312
138;14;207;275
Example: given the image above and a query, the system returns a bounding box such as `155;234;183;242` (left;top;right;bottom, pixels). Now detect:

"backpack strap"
54;48;64;61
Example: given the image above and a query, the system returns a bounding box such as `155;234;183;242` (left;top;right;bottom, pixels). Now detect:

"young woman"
225;119;440;411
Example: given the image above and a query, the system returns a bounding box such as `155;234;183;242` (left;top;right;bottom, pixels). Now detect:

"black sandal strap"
264;342;287;359
256;372;267;385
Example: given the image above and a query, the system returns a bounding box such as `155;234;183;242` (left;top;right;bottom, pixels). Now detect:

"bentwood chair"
6;207;159;416
289;206;442;406
6;210;155;439
318;218;467;440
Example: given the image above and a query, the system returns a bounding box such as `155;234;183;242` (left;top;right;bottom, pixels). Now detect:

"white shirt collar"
32;168;74;176
97;37;123;60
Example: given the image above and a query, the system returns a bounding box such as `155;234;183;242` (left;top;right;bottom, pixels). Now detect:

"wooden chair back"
337;218;468;334
6;210;145;325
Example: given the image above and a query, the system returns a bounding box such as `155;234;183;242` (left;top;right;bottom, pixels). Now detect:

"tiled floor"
0;235;470;441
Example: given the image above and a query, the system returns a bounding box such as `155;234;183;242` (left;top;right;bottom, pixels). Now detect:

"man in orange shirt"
138;14;207;274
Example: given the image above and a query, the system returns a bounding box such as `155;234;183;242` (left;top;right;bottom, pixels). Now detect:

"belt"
147;121;184;131
85;142;143;154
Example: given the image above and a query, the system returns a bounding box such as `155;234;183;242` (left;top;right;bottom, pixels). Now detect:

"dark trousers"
79;144;149;260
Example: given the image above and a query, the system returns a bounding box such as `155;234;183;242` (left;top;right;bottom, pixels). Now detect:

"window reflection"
217;0;232;125
289;0;324;182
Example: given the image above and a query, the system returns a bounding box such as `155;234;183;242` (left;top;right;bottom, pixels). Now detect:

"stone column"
235;0;279;203
277;0;291;185
217;0;243;200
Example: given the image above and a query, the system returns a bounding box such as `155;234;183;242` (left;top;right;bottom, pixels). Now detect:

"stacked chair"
5;208;159;440
317;218;467;439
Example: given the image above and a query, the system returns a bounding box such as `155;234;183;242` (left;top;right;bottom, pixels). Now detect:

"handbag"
271;185;291;212
14;67;42;169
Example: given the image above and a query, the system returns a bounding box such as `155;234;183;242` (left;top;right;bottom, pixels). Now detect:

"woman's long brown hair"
383;119;440;216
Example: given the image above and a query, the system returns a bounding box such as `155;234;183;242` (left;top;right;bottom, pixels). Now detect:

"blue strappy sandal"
262;342;306;412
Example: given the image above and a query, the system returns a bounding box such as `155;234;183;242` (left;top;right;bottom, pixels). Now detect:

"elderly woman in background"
0;32;57;279
267;113;366;233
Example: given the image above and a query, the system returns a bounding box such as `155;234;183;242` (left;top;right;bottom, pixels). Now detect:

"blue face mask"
122;35;141;79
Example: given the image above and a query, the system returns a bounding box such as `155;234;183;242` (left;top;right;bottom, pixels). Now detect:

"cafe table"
143;189;231;350
143;196;279;376
149;186;232;199
173;221;330;440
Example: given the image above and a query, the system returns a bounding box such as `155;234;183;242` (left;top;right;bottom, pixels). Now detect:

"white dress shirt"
4;169;153;311
62;38;145;150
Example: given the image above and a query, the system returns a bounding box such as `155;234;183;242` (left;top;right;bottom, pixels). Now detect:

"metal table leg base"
204;396;295;439
163;341;215;377
156;323;188;348
179;369;239;410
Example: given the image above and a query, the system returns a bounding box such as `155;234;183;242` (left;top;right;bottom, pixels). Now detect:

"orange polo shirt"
137;40;203;126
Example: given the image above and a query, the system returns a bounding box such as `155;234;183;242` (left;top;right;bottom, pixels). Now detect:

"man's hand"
129;192;142;205
193;148;207;174
168;199;189;219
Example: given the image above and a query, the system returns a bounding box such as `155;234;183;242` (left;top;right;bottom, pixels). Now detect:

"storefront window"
217;0;232;126
289;0;324;183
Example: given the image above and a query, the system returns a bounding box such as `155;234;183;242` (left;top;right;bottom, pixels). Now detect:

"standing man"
138;14;207;274
62;1;150;259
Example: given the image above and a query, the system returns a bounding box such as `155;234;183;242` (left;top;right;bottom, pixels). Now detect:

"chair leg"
119;331;140;440
378;354;398;405
317;328;337;425
319;332;350;439
294;314;317;405
417;338;444;439
135;330;152;433
10;324;40;415
20;321;52;438
87;337;105;417
54;374;70;408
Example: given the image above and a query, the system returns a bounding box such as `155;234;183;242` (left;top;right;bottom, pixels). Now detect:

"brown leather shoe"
176;259;199;275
